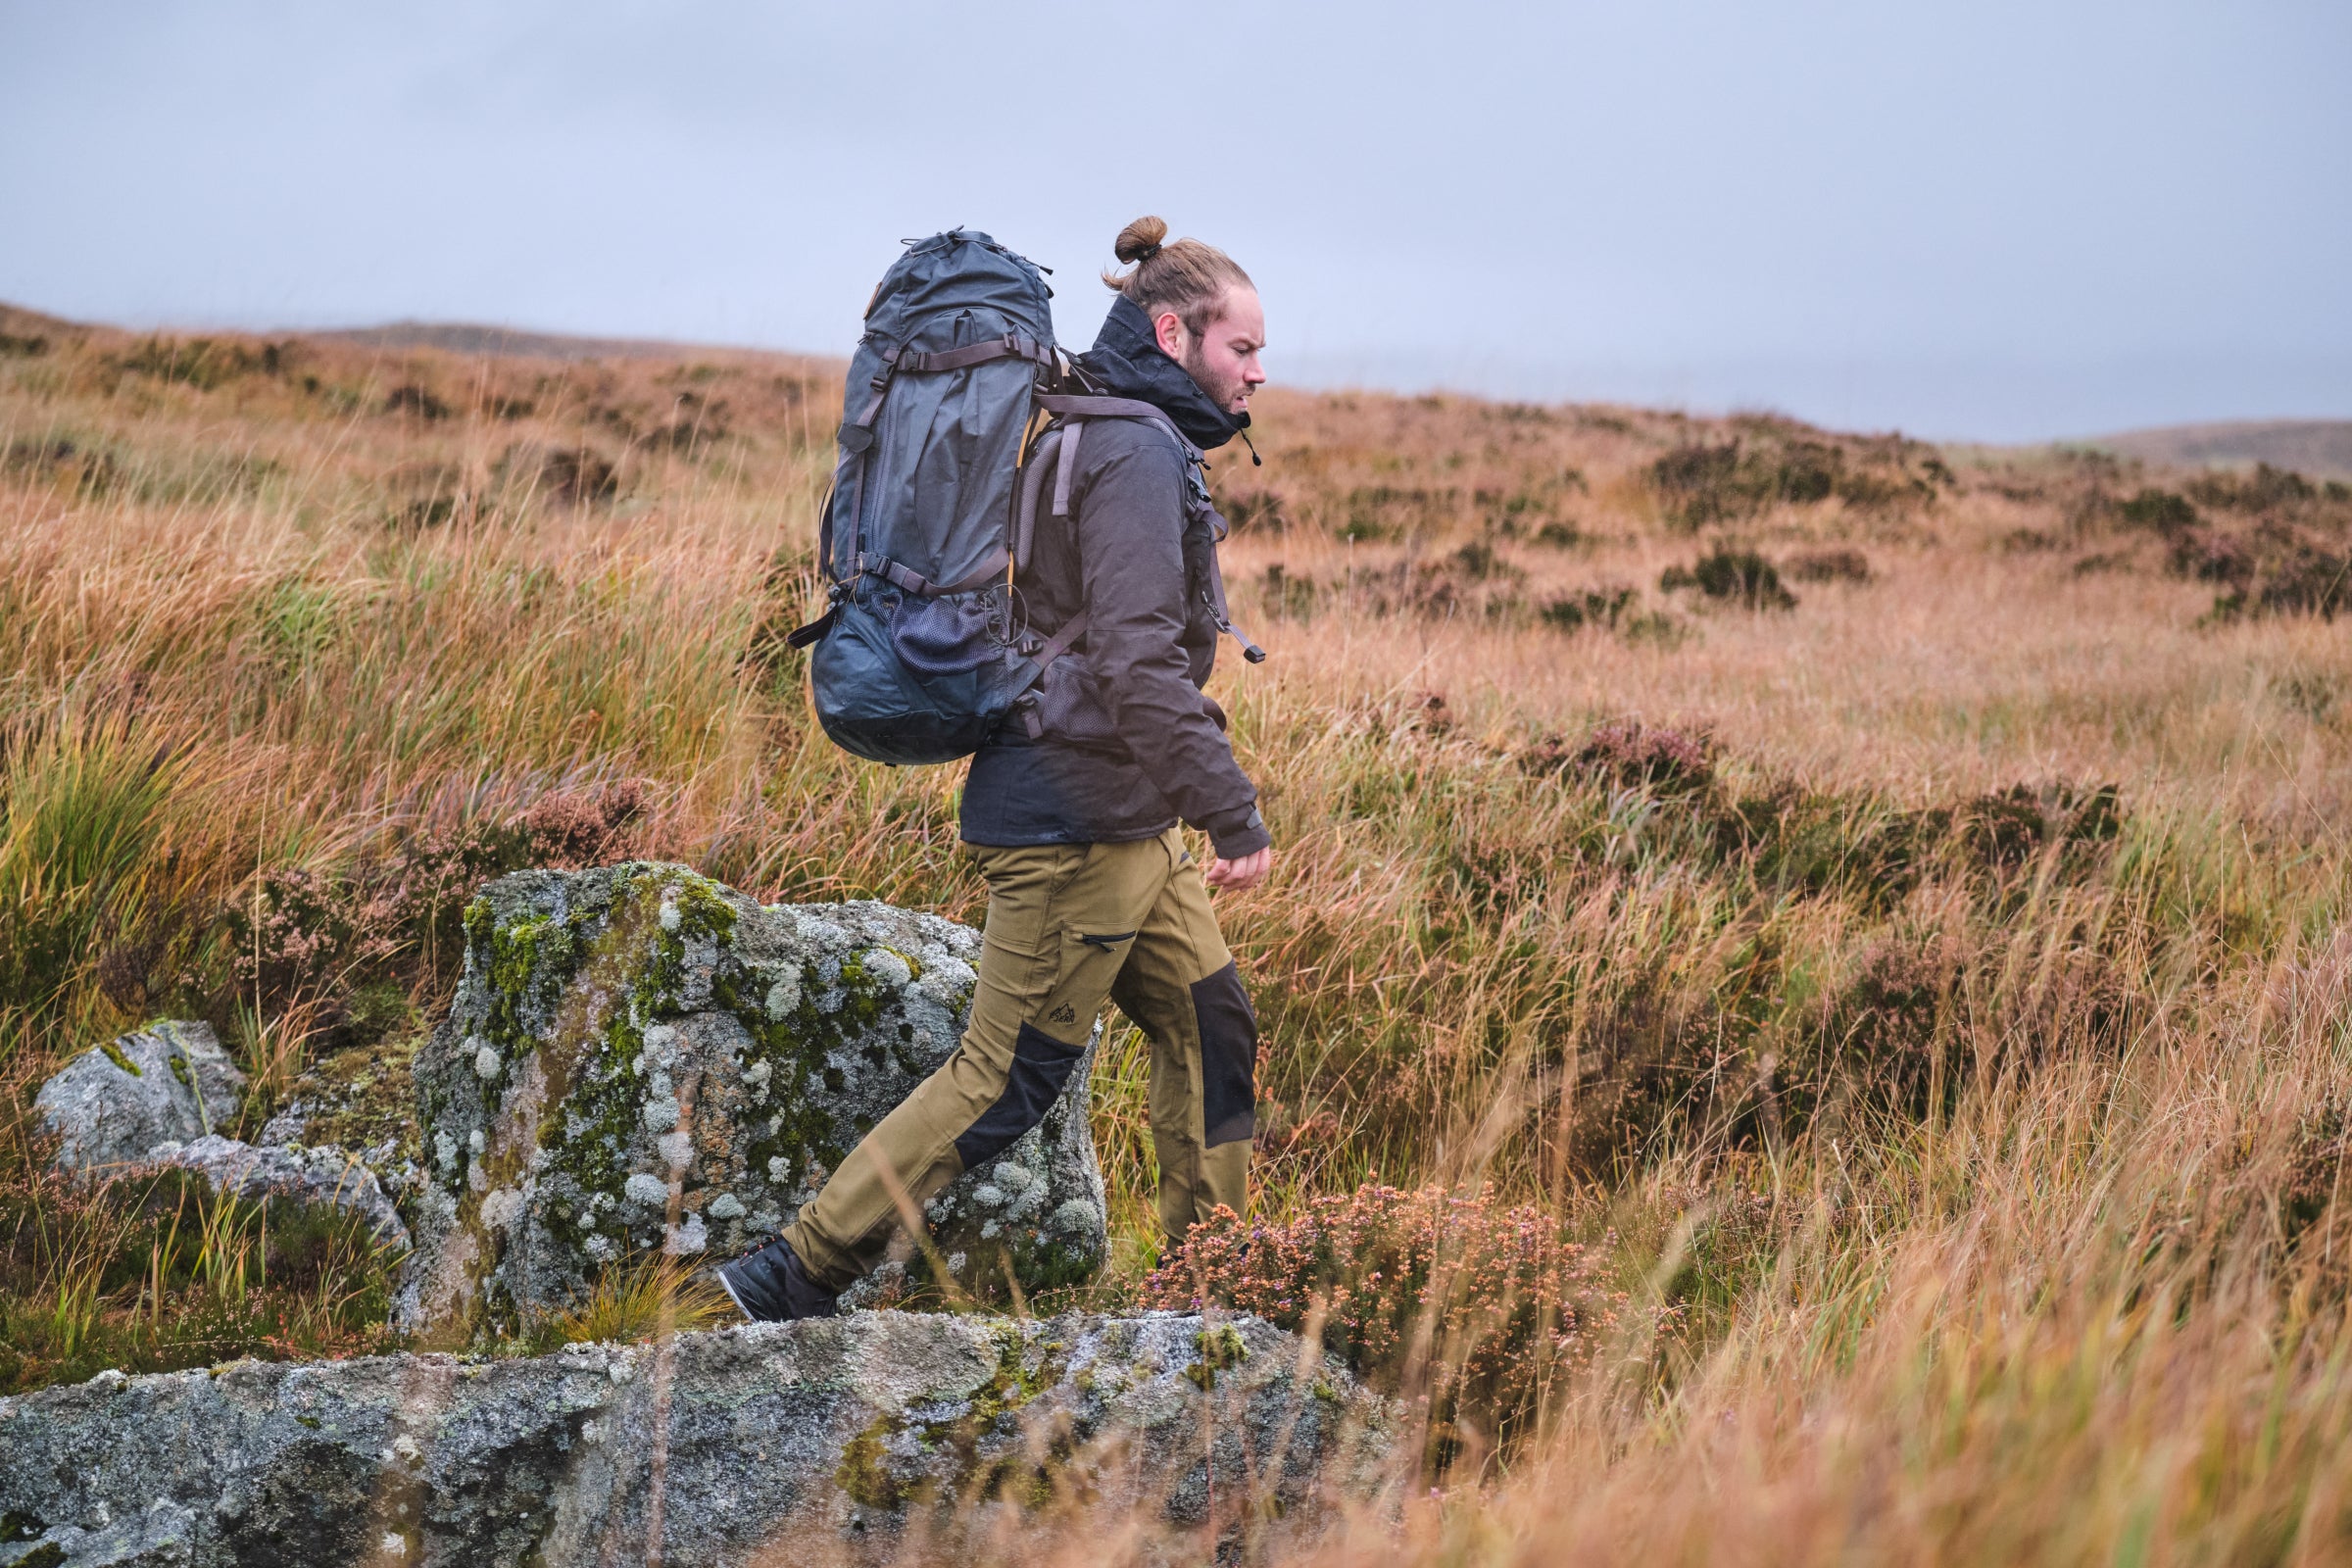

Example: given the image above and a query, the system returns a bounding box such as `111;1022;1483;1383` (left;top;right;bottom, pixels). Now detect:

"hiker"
720;218;1274;1320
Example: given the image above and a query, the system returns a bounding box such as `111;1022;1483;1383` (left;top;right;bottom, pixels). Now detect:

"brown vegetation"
6;299;2352;1559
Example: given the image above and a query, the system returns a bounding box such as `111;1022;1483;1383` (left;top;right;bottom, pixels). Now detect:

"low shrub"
1538;586;1637;633
111;336;274;392
498;442;618;507
212;780;651;1045
1220;488;1287;532
1147;1184;1643;1456
382;384;451;421
1783;547;1872;584
2117;488;2200;539
1362;545;1528;621
1334;484;1454;542
1661;549;1797;611
1649;442;1744;528
1521;718;1715;797
1258;563;1319;621
2186;463;2319;514
1649;438;1931;528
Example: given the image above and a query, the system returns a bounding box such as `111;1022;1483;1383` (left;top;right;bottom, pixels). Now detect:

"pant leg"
1106;828;1258;1253
782;837;1169;1292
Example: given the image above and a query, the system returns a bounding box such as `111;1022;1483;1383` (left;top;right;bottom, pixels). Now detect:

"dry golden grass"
4;299;2352;1560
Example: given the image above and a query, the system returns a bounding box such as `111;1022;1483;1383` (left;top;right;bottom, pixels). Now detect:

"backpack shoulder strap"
1029;393;1201;518
1020;395;1265;666
1031;394;1197;453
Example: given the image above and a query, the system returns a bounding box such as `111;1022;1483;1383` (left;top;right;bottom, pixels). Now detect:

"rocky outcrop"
33;1021;244;1172
401;864;1105;1337
145;1136;411;1250
0;1312;1395;1566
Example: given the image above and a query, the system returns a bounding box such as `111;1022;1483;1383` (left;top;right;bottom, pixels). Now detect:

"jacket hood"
1077;295;1249;452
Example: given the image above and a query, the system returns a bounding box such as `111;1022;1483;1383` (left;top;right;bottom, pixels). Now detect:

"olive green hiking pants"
781;827;1257;1292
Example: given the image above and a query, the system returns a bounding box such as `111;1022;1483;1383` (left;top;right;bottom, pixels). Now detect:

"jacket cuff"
1200;806;1271;861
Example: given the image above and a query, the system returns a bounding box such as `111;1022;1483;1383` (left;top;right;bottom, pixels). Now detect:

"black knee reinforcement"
955;1021;1086;1170
1191;962;1257;1148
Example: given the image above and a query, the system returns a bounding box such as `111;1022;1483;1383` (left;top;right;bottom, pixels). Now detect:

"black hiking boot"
718;1235;840;1324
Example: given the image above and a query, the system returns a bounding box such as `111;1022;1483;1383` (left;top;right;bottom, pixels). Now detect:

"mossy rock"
32;1021;244;1174
396;863;1106;1338
258;1026;425;1191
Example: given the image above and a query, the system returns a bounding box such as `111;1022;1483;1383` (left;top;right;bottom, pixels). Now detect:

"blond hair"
1102;216;1254;336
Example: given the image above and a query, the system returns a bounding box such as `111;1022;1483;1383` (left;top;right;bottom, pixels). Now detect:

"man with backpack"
720;219;1274;1320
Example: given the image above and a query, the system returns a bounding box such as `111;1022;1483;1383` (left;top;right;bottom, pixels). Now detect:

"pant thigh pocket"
1017;926;1129;1036
975;844;1085;959
1190;962;1257;1148
954;1023;1087;1171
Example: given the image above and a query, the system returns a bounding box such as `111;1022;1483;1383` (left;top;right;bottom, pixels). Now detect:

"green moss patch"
834;1330;1066;1512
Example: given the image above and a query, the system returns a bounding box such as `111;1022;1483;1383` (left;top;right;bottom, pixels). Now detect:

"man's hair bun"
1114;216;1169;265
1102;218;1252;334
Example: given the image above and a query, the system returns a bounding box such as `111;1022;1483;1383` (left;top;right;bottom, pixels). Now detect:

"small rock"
34;1021;245;1174
145;1135;413;1249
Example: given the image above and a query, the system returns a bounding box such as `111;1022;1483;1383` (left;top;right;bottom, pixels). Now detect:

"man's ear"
1152;310;1188;359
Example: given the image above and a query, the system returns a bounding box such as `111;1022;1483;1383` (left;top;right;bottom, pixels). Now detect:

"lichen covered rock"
0;1312;1395;1565
145;1135;412;1250
33;1021;245;1174
399;863;1105;1336
258;1029;425;1201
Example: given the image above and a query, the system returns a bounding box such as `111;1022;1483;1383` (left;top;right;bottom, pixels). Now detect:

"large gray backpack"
788;228;1222;765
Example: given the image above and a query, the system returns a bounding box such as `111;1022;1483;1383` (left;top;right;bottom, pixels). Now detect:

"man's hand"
1204;846;1273;892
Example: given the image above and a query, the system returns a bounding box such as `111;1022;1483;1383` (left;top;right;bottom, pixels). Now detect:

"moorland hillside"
6;300;2352;1559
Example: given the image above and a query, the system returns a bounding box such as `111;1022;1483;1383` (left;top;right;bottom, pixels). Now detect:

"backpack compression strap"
839;332;1056;453
791;331;1056;648
784;550;1009;651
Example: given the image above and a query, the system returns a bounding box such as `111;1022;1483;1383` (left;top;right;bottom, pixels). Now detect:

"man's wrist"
1203;806;1271;861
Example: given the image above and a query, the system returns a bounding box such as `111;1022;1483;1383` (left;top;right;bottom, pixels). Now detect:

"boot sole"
716;1265;760;1322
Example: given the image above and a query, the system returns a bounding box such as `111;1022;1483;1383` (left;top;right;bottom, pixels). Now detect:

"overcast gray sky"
3;0;2345;440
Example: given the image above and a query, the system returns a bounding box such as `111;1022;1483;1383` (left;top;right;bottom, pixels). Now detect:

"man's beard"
1179;342;1246;415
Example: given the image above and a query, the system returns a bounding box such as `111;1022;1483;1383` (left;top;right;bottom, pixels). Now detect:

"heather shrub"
1660;548;1797;611
1521;718;1715;797
212;780;650;1042
1258;562;1319;621
1783;546;1873;583
1147;1184;1643;1455
1648;441;1745;528
2116;487;2200;538
2186;463;2319;514
1537;585;1637;632
1649;438;1930;528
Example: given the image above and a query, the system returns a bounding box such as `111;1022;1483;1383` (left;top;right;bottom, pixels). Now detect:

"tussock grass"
4;302;2352;1558
547;1250;734;1348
